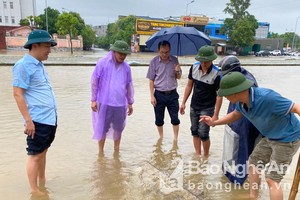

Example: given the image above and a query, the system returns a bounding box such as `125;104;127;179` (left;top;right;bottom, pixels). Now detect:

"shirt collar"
24;54;42;66
199;64;213;74
159;55;172;63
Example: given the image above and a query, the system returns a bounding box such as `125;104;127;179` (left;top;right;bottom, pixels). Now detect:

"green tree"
21;15;43;29
113;15;135;44
68;12;85;35
221;0;258;53
19;18;30;26
81;25;96;50
38;7;60;35
56;12;80;54
269;32;280;38
95;15;135;49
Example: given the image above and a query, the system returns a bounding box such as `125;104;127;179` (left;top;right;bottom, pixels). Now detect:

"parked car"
225;49;237;56
270;49;281;56
255;50;270;57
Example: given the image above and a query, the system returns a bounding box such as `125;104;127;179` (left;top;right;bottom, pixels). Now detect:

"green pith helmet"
24;29;57;49
217;71;254;96
109;40;131;55
195;45;217;62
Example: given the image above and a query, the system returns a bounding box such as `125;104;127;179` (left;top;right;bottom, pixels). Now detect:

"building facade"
0;0;36;26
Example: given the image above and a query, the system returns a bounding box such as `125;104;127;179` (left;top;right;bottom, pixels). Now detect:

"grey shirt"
146;55;179;91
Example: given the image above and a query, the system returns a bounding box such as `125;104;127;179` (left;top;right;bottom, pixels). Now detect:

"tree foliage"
68;12;85;35
270;32;300;49
81;25;96;50
38;7;60;35
95;15;135;49
56;13;81;54
19;18;30;26
222;0;258;49
19;16;43;29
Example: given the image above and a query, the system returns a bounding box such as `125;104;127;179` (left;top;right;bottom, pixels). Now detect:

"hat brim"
217;79;254;96
24;38;57;49
109;46;131;55
195;53;217;62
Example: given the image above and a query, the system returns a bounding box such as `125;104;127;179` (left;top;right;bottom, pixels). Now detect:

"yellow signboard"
136;18;184;35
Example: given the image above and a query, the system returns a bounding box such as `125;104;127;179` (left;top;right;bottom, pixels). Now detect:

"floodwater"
0;57;300;200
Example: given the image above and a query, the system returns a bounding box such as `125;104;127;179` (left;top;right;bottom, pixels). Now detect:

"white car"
270;50;281;56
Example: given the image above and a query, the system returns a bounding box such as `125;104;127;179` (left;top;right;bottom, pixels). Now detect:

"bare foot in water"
31;189;46;198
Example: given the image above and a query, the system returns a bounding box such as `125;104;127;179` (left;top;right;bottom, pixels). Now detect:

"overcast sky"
36;0;300;34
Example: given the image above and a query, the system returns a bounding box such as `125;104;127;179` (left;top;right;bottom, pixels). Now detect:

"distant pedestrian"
13;29;58;196
91;40;134;155
200;71;300;200
146;40;182;140
180;45;222;157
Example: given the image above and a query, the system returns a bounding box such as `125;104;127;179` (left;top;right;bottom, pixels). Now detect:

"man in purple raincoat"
91;40;134;155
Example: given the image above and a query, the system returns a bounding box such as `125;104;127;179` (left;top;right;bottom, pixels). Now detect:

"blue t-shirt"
13;54;57;126
235;87;300;142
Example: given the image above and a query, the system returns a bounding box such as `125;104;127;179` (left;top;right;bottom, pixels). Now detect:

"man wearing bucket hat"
12;29;57;196
180;45;222;157
91;40;134;155
200;72;300;200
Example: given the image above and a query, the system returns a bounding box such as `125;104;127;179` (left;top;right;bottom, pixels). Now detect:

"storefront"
132;18;184;52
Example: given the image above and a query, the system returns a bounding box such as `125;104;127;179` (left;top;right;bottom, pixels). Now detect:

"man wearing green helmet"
200;71;300;200
180;45;222;157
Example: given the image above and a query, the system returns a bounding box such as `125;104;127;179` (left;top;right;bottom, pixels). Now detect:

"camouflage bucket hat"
195;45;217;62
109;40;131;55
24;29;57;49
217;71;254;96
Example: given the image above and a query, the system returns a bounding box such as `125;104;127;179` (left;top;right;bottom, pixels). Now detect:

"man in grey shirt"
146;40;182;141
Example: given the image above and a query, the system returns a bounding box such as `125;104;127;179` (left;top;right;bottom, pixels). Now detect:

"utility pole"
291;17;299;51
45;0;48;32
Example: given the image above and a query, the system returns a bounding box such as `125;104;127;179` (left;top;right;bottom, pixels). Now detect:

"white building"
0;0;36;26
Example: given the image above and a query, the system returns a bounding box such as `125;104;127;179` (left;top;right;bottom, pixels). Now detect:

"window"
0;16;2;23
11;16;15;24
215;29;220;35
3;1;7;9
5;16;8;23
10;2;13;9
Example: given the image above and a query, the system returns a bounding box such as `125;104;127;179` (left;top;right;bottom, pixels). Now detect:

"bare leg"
38;149;48;186
193;136;201;156
157;126;163;138
114;138;121;152
248;164;261;199
172;125;179;141
98;139;106;155
27;151;47;195
266;178;283;200
202;139;210;158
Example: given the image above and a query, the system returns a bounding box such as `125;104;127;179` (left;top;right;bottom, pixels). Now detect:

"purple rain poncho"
91;51;134;141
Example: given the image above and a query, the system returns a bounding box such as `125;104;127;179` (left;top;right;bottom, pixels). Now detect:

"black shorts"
26;121;57;155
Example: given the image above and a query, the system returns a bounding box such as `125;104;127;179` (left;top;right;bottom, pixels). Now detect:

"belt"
156;89;176;95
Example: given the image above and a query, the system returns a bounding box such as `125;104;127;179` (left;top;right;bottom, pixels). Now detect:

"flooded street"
0;51;300;200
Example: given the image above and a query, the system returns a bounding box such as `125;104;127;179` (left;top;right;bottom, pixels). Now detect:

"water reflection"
90;152;127;200
0;65;299;199
150;138;182;170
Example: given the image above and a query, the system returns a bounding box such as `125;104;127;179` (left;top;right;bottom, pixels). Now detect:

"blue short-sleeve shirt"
13;54;57;126
235;87;300;142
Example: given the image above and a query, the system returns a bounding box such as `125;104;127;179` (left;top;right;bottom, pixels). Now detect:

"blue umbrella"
146;26;211;56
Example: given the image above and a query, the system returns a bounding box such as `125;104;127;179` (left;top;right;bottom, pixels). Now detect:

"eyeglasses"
159;51;169;55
